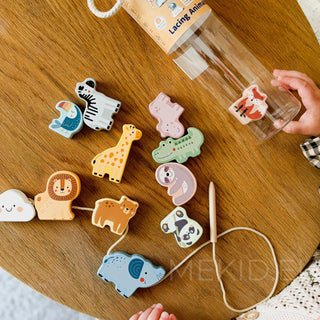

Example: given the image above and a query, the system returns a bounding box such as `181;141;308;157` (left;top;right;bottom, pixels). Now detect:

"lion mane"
47;172;79;201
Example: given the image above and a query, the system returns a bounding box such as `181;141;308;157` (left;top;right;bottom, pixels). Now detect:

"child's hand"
271;69;320;135
129;303;177;320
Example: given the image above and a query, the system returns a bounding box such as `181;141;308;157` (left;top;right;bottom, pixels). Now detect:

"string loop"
107;226;279;314
87;0;124;18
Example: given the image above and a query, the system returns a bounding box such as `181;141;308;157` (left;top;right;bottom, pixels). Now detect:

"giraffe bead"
91;124;142;183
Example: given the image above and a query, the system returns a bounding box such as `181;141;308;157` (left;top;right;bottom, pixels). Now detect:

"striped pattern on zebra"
75;78;121;131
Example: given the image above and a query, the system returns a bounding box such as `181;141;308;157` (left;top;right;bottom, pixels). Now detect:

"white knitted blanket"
236;250;320;320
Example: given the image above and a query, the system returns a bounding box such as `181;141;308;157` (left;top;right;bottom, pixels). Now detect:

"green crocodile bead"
152;127;204;164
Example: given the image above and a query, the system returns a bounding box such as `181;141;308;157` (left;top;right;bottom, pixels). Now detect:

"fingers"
275;119;309;135
283;121;308;134
131;305;155;320
147;304;164;320
273;75;319;109
129;304;177;320
270;79;290;91
271;70;320;135
276;76;313;97
160;312;170;320
273;69;317;88
129;311;143;320
159;311;177;320
138;304;160;320
272;69;320;107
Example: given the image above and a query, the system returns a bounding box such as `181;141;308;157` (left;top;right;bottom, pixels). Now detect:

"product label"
122;0;211;53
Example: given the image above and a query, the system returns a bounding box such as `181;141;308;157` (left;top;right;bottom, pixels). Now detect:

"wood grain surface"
0;0;320;319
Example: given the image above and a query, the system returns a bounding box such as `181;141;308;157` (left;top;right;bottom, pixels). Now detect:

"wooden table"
0;0;319;319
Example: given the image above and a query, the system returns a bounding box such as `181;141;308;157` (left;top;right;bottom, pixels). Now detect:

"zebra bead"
75;78;121;131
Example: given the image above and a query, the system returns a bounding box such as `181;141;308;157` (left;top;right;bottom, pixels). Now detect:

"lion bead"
35;171;81;220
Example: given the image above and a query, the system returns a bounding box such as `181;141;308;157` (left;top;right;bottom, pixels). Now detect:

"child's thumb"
282;120;307;134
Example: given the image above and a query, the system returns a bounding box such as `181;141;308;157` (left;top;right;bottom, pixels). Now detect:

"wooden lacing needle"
209;181;217;261
209;181;217;244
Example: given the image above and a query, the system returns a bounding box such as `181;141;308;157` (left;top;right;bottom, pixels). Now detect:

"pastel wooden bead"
97;251;166;298
92;196;139;235
160;207;203;248
49;101;83;138
34;171;81;220
149;92;185;139
0;189;36;222
228;85;268;125
91;124;142;183
152;127;204;163
155;163;197;206
75;78;121;131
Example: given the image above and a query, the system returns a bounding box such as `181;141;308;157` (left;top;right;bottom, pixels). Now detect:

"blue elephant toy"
97;251;166;298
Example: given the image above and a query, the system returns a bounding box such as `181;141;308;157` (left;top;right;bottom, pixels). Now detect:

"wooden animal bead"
34;171;81;220
0;189;36;222
149;92;185;139
152;127;204;164
155;163;197;206
91;124;142;183
49;101;83;138
75;78;121;131
92;196;139;235
97;251;166;298
229;85;268;125
160;207;203;248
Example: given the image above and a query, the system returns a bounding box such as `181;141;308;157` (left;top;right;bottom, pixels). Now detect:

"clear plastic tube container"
122;3;301;141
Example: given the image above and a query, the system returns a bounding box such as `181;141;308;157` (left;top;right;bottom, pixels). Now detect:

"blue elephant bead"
97;251;166;298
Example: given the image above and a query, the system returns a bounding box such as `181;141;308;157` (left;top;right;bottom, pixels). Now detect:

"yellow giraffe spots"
91;124;142;183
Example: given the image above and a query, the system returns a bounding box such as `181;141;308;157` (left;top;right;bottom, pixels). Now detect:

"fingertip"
148;303;164;319
160;311;170;320
129;312;142;320
281;122;294;134
138;305;157;319
277;76;284;82
273;69;281;76
274;119;285;129
169;314;178;320
274;119;307;135
282;126;295;134
281;121;306;135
